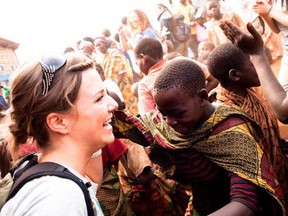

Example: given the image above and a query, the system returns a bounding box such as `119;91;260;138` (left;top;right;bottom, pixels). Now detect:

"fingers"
246;22;263;43
219;20;238;44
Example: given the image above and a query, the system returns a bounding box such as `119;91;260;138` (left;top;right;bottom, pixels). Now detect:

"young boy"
134;37;168;114
205;0;244;46
134;37;218;114
113;58;287;215
207;42;288;204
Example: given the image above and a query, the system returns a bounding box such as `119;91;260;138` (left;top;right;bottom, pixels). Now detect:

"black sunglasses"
41;54;67;96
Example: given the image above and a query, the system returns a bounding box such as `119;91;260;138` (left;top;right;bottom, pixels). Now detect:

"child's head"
134;37;163;75
207;42;260;89
198;41;215;57
153;57;210;134
197;50;210;65
206;0;221;20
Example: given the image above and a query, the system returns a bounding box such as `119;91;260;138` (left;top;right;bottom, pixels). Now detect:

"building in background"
0;37;19;84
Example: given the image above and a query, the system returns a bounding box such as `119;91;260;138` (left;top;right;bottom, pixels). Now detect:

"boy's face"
153;87;206;135
95;40;107;54
206;1;220;18
237;56;260;88
198;42;213;57
135;54;152;76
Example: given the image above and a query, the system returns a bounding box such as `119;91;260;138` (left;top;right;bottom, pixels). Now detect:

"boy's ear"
142;54;154;64
198;88;209;106
228;69;240;82
46;113;69;135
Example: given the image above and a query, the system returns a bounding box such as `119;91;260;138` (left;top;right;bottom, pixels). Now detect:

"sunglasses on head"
41;54;67;96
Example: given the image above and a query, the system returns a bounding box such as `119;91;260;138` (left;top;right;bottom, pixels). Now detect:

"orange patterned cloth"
101;48;138;115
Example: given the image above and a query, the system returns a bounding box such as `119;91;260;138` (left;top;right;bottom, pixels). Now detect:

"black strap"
7;161;95;216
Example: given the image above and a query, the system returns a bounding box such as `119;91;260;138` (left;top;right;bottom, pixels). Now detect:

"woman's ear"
46;113;69;135
228;69;240;82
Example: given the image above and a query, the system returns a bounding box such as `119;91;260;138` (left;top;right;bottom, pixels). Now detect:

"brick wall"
0;38;19;82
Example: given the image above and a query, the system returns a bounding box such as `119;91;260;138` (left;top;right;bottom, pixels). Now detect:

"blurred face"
154;87;206;135
198;42;214;56
240;0;249;9
129;12;141;28
109;40;117;49
206;1;221;18
67;68;118;150
95;40;107;54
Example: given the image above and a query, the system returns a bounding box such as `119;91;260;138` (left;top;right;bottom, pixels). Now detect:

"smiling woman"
0;51;118;215
1;0;158;64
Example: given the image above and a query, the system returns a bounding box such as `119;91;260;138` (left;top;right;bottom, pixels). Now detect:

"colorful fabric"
101;48;138;115
216;86;288;202
117;139;152;178
113;104;288;215
97;165;135;216
116;139;190;215
229;173;259;213
166;135;259;215
117;170;190;216
102;138;128;167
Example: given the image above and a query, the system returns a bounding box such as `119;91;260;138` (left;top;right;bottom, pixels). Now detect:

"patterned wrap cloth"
215;86;288;202
113;104;288;215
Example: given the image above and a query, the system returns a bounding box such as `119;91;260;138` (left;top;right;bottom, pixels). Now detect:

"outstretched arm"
219;20;288;123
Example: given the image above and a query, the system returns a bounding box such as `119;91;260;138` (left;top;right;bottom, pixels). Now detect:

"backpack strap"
7;162;95;216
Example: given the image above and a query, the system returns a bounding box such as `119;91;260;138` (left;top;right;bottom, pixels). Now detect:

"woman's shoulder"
2;176;87;215
143;28;159;38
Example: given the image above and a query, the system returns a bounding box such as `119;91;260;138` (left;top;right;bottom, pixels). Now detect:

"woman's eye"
96;96;104;102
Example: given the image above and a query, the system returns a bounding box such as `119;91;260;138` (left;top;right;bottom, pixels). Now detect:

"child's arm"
252;1;281;34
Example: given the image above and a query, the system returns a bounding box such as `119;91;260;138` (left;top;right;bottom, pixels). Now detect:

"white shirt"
0;166;103;216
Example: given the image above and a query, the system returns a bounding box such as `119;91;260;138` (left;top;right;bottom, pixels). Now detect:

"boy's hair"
134;37;163;60
207;42;248;84
82;36;95;44
121;16;127;25
154;57;205;97
101;28;111;38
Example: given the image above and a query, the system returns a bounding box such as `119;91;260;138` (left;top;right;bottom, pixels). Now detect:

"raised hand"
219;20;264;55
252;0;272;16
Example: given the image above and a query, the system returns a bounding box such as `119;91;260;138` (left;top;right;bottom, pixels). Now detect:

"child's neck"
224;84;248;97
